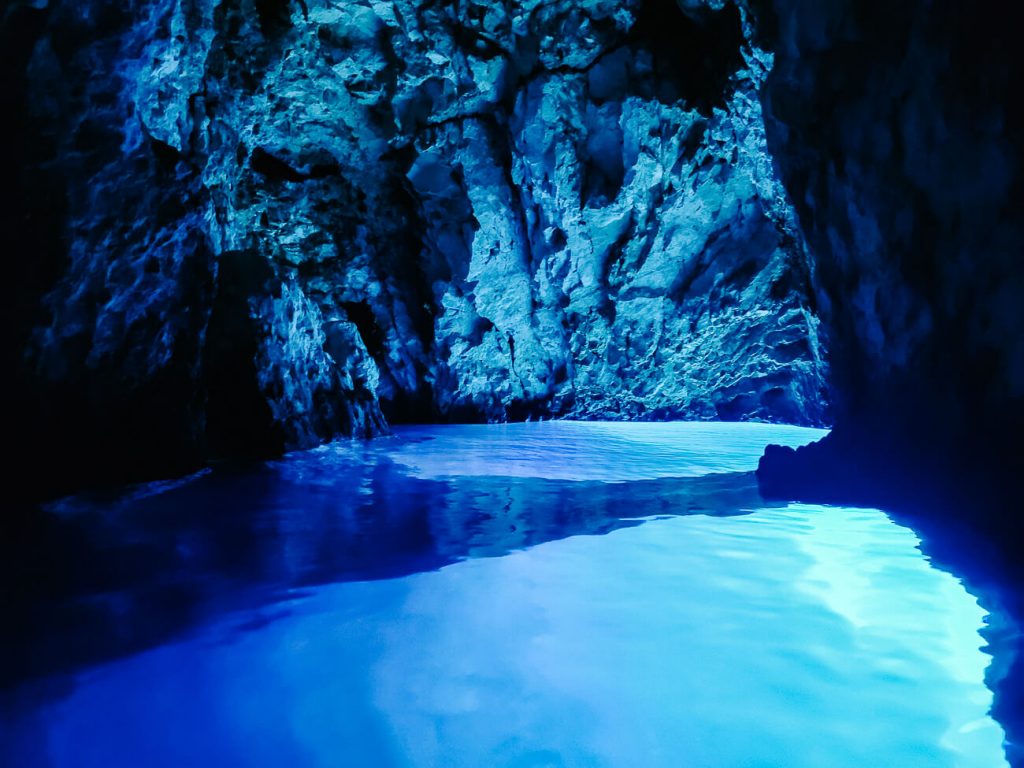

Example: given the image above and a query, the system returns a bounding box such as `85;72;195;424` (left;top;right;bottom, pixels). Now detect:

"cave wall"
754;0;1024;504
3;0;829;493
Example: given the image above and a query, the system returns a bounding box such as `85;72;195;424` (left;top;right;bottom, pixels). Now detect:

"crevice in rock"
204;250;284;458
341;301;386;361
149;136;181;170
250;147;340;183
250;146;305;182
581;118;626;206
468;315;495;345
254;0;295;38
629;0;745;115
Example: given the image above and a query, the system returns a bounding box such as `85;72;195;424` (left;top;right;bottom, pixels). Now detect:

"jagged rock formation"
3;0;829;492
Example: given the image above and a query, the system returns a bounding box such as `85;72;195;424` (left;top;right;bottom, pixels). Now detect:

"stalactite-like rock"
3;0;829;491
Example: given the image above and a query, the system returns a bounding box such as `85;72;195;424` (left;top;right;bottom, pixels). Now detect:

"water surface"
0;423;1010;767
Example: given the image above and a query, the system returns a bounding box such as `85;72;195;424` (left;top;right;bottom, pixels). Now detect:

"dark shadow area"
1;2;218;503
628;0;745;115
341;301;386;360
250;146;308;182
204;250;286;459
254;0;297;37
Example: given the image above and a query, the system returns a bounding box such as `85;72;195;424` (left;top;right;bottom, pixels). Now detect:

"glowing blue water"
0;423;1010;767
381;421;826;481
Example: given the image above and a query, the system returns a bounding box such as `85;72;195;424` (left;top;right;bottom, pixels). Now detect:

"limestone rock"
4;0;830;489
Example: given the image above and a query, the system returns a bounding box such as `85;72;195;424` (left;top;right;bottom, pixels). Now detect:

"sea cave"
2;0;1023;765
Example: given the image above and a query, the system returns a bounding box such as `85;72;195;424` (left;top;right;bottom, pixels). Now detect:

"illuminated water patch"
385;421;828;481
10;511;1004;767
0;424;1008;767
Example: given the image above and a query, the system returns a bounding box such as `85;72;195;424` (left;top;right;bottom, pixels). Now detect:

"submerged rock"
3;0;829;490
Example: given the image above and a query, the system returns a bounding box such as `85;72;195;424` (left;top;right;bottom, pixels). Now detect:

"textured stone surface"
3;0;829;490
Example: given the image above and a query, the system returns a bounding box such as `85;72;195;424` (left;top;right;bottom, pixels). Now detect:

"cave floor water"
0;422;1014;767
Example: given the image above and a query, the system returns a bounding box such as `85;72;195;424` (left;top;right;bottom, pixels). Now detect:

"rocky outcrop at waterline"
2;0;829;493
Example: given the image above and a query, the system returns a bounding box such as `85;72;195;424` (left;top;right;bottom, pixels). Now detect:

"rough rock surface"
3;0;829;491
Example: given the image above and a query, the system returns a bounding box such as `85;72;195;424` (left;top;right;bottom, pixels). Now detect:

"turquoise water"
0;423;1010;766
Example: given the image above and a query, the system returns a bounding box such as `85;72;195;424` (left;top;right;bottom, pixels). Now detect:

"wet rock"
4;0;830;491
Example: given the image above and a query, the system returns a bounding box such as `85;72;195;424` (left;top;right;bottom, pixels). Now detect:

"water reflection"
0;423;1012;767
4;424;824;687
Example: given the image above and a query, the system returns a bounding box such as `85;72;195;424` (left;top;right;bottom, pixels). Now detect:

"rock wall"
3;0;829;492
753;0;1024;507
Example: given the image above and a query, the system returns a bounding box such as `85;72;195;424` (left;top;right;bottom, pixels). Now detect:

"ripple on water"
1;423;1009;767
